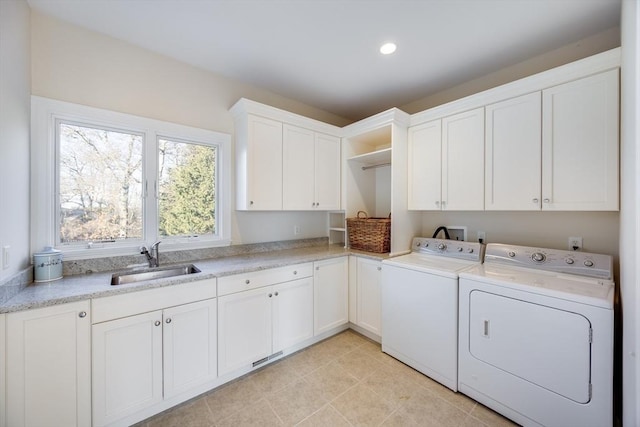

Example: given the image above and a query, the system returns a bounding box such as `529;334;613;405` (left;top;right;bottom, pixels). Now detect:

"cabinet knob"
532;198;539;203
316;202;319;207
154;320;161;326
166;318;172;324
435;201;440;206
78;311;87;318
441;201;446;208
245;279;250;284
250;201;254;205
293;270;297;275
268;293;273;298
275;291;279;296
316;266;320;271
377;266;382;271
543;198;550;203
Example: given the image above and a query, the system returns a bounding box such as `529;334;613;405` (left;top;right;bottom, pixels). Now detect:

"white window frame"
31;96;231;260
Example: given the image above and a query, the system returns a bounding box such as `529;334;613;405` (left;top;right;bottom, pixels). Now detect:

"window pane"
58;122;143;244
158;139;217;237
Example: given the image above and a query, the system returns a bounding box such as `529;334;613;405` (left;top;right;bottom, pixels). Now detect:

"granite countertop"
0;244;390;314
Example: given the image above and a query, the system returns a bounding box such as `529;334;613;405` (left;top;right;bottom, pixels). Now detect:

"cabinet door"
442;108;485;210
314;257;348;335
218;287;272;376
542;69;619;211
485;92;542;210
408;120;442;210
6;301;91;427
283;124;315;210
314;133;341;210
92;311;163;427
273;277;314;352
163;299;217;399
356;257;382;336
246;115;283;210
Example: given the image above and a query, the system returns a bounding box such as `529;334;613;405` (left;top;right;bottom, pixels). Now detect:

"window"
32;97;231;259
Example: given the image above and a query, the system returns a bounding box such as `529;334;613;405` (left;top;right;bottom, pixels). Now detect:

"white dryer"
458;243;614;427
382;237;483;391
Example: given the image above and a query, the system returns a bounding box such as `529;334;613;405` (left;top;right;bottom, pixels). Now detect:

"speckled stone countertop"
0;244;390;314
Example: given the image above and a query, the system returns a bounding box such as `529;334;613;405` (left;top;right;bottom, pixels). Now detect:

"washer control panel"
485;243;613;280
412;238;483;262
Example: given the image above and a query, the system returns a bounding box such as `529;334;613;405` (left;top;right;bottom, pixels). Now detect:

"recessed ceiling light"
380;42;397;55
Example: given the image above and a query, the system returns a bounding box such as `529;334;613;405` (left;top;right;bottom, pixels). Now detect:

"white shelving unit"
328;211;346;247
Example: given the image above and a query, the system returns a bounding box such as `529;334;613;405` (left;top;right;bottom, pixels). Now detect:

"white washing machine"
458;243;614;427
381;237;483;391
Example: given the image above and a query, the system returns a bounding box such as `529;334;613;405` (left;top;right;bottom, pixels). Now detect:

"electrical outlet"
569;237;583;251
294;225;301;235
477;231;486;243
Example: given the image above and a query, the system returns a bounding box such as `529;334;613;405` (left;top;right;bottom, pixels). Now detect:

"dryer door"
468;290;591;403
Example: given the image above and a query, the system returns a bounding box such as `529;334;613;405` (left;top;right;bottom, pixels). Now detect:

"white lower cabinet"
218;267;314;377
313;257;348;335
92;298;217;427
6;300;91;427
355;257;383;337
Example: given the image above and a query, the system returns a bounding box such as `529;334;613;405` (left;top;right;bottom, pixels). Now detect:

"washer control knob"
467;248;474;253
457;247;463;252
531;252;546;262
584;260;594;267
565;258;575;265
508;251;516;258
437;243;447;251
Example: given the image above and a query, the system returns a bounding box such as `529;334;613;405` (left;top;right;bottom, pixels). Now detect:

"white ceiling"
27;0;621;121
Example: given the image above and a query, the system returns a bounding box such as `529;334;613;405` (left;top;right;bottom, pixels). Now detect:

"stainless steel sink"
111;264;201;285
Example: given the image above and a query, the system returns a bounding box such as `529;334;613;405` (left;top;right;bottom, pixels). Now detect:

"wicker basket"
346;211;391;253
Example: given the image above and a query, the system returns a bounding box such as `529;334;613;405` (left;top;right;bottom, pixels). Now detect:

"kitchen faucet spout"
140;240;162;267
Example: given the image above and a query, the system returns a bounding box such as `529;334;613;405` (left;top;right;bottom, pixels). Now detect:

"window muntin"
57;121;143;245
158;138;218;238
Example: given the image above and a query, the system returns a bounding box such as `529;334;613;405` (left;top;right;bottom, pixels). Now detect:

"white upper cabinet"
237;114;283;210
442;108;485;210
408;108;484;211
314;132;341;210
408;120;442;210
542;69;619;211
283;125;341;210
231;98;342;212
485;92;542;210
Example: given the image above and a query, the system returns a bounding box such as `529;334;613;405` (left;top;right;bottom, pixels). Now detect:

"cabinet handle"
78;311;87;318
293;270;297;275
268;293;273;298
435;201;440;207
316;266;320;271
154;320;161;326
166;318;172;324
532;198;539;203
275;291;279;296
543;198;550;203
245;279;250;284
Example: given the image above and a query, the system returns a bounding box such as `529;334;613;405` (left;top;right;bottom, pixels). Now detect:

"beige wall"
401;27;621;114
0;0;31;278
30;11;349;245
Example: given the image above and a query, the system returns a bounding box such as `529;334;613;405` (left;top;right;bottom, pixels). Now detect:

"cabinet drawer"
218;262;313;296
92;278;217;324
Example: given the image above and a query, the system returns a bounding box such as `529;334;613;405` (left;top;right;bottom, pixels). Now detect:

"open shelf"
347;148;391;168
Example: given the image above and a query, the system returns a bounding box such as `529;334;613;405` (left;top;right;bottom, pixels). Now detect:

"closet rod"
361;162;391;171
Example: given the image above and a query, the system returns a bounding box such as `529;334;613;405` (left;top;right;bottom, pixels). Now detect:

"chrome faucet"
140;241;161;268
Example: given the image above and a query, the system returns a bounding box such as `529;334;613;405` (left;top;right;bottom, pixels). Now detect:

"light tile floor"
138;330;518;427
